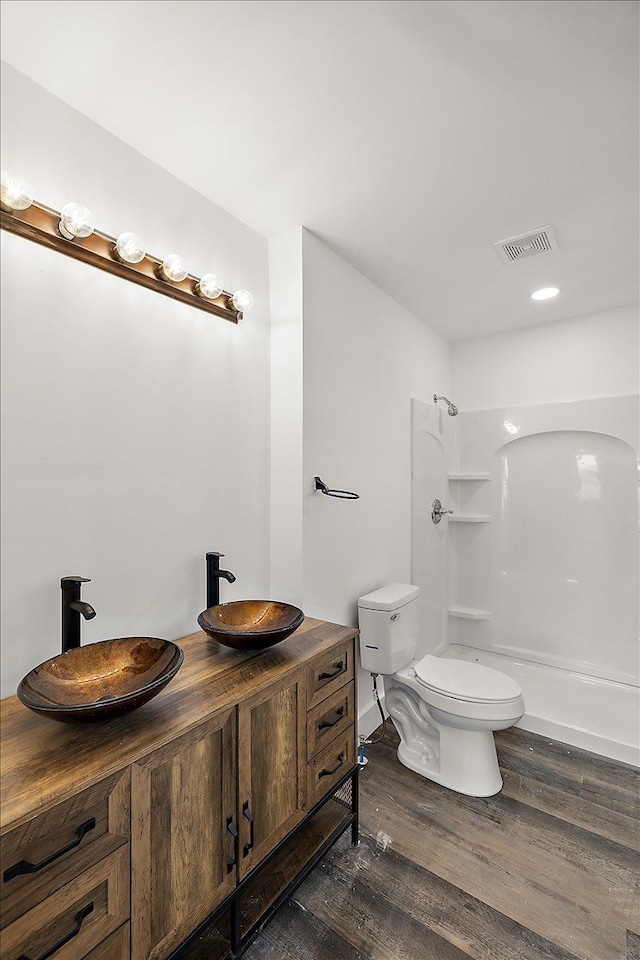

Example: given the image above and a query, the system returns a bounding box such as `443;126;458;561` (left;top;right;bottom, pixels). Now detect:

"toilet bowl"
358;584;524;797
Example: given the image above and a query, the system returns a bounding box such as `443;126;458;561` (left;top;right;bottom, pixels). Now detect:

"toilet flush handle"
391;613;400;621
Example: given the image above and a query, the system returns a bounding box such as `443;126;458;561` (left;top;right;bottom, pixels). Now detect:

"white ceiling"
1;0;638;340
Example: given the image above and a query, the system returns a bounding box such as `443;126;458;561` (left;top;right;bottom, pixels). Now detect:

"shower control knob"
431;499;454;524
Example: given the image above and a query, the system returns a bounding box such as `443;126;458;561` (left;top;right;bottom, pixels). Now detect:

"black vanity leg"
230;894;241;957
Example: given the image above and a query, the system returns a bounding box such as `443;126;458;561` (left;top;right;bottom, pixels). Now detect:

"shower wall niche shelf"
448;606;491;620
449;515;492;523
448;473;491;481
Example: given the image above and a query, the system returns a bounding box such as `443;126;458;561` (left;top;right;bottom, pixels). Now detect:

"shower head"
433;394;459;416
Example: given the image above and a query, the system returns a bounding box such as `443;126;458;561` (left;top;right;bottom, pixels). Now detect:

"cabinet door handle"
18;901;93;960
242;801;254;857
318;706;345;730
4;818;96;883
319;752;345;778
318;661;344;681
226;814;238;874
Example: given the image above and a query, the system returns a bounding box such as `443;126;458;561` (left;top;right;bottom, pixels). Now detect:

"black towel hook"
314;476;360;500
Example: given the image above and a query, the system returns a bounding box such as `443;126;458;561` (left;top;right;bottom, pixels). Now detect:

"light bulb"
530;286;559;301
196;274;223;300
1;170;34;211
158;254;188;283
115;232;145;264
231;289;254;314
58;202;95;240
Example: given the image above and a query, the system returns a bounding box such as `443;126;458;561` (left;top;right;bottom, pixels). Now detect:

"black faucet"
206;552;236;608
61;577;97;653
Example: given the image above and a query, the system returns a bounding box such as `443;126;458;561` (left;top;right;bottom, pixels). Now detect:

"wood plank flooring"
244;723;640;960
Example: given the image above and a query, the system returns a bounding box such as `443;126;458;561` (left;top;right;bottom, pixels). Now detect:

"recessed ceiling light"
530;286;560;301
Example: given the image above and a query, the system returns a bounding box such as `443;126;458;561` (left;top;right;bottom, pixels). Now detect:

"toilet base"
385;679;506;797
396;729;503;798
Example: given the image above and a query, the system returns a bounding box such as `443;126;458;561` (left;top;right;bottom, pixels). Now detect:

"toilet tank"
357;583;420;674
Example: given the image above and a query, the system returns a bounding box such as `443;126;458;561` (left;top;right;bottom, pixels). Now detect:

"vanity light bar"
0;184;251;324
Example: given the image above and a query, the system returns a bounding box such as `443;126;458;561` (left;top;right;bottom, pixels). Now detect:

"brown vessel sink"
17;637;184;723
198;600;304;650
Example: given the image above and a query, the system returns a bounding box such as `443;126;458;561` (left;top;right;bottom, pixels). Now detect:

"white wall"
0;64;271;698
451;305;639;410
269;228;304;605
301;231;451;730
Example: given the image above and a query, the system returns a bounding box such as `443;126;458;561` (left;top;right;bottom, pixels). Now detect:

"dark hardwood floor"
244;723;640;960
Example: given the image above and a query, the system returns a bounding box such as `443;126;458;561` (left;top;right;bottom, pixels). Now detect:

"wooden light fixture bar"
0;201;241;323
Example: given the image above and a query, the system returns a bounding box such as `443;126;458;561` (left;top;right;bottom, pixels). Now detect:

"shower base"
444;643;640;767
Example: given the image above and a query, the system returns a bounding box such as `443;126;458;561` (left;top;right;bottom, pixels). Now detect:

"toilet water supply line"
358;673;387;765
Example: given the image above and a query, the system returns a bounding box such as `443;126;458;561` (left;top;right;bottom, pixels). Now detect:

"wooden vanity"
0;618;359;960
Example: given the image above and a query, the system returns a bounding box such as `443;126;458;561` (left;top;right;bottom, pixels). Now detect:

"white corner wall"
301;230;450;731
0;63;271;698
269;228;304;605
451;304;639;410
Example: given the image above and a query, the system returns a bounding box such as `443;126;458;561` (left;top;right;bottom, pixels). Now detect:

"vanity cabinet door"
131;709;236;960
237;670;307;879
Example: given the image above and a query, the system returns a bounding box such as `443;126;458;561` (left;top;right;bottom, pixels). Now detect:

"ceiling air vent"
494;225;559;264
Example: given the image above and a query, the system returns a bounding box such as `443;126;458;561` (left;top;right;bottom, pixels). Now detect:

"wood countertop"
0;618;358;832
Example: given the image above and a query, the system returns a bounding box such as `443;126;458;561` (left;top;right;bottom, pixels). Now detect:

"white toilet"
357;583;524;797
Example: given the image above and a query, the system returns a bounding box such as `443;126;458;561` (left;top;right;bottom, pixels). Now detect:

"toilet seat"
414;655;522;703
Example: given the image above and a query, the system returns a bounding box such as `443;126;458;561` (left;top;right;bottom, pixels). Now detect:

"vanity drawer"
0;768;130;928
307;726;355;807
85;922;130;960
1;844;130;960
307;685;355;759
306;641;354;710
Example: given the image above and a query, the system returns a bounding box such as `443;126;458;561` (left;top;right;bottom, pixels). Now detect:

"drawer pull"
4;818;96;883
318;661;344;681
18;901;94;960
226;814;238;874
319;752;345;778
242;801;254;857
318;706;345;730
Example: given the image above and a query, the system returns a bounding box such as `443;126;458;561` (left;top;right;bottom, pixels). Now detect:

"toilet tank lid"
358;583;419;611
